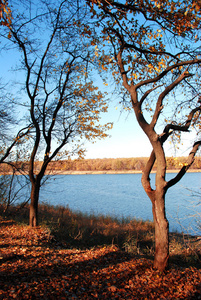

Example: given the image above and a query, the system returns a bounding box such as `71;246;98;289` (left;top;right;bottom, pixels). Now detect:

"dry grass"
0;203;200;268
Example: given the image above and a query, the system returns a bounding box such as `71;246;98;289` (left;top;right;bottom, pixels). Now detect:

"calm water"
38;172;201;235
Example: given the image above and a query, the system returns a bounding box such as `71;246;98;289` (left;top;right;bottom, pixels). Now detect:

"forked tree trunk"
141;148;169;271
29;181;40;227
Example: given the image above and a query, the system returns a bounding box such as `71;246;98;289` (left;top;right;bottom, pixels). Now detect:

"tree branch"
141;149;156;203
0;126;31;163
135;60;201;91
117;49;131;92
150;70;193;129
166;141;201;191
161;105;201;143
139;85;163;106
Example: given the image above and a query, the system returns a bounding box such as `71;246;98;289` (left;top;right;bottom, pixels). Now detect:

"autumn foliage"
0;0;11;27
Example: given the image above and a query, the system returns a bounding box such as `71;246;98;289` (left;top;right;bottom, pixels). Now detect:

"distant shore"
47;169;201;175
0;169;200;176
1;156;200;176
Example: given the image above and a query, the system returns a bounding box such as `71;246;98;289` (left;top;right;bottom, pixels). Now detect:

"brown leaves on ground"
0;220;201;299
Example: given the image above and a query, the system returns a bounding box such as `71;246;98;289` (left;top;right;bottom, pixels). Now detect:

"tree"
1;0;112;227
88;0;201;271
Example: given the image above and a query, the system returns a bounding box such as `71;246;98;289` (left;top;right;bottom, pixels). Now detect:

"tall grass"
0;203;154;250
0;203;200;267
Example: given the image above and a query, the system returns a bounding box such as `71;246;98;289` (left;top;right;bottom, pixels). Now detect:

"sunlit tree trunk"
153;144;169;270
141;139;169;271
152;190;169;270
141;177;169;271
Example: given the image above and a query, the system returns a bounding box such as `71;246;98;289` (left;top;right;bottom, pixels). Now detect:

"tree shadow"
0;246;200;299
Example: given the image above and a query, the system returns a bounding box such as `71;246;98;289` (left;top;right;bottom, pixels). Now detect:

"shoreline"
1;169;200;176
48;169;201;175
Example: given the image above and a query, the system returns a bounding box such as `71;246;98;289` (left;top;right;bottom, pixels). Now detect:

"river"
37;172;201;235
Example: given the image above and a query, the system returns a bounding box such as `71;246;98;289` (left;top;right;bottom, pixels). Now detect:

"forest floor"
0;216;201;299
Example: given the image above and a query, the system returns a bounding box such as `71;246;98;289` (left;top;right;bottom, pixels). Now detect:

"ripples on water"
38;173;201;235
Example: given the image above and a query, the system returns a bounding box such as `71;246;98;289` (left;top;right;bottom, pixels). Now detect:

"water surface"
38;172;201;235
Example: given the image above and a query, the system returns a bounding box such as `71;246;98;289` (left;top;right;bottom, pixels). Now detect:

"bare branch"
150;70;194;129
117;49;131;92
139;85;163;106
166;141;201;190
161;105;201;143
0;126;31;163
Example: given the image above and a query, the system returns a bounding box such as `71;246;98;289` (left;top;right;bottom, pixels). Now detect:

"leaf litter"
0;220;200;299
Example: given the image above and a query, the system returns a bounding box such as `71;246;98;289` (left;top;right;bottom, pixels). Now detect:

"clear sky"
84;103;153;159
83;99;196;159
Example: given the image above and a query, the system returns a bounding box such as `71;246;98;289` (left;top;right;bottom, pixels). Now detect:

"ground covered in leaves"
0;220;201;299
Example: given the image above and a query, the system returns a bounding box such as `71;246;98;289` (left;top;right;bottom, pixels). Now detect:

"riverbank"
1;203;201;257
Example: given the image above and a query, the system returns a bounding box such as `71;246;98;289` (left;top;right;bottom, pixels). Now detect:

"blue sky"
84;103;153;158
84;105;196;159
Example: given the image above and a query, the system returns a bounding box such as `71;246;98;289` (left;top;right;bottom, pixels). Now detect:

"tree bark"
29;181;40;227
142;173;169;271
141;140;169;271
152;191;169;271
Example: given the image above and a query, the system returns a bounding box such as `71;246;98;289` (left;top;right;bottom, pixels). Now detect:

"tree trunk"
152;189;169;271
29;181;40;227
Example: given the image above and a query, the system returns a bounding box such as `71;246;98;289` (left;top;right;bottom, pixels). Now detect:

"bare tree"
1;0;112;227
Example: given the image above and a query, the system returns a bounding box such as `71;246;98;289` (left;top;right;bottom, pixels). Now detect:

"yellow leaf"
102;65;107;71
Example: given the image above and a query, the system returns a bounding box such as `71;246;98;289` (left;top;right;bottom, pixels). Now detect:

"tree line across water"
1;156;201;174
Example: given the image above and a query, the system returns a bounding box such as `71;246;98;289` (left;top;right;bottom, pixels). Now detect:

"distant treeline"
1;157;201;174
